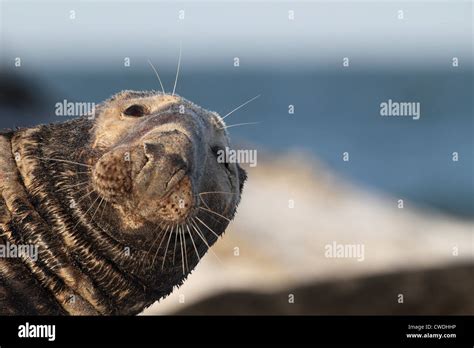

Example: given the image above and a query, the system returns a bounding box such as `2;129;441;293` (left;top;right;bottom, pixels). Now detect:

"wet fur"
0;91;246;315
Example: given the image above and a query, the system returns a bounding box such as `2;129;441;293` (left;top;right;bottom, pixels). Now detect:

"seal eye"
123;104;148;117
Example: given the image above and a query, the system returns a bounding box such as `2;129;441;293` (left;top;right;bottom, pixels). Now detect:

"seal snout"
133;129;198;223
92;127;200;224
135;130;194;199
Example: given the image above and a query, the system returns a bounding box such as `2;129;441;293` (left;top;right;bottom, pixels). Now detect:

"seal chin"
136;175;196;223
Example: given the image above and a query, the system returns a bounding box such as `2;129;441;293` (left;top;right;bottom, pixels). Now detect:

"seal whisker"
183;227;189;273
197;191;238;196
75;189;95;205
147;59;166;94
82;195;101;220
151;224;170;266
190;218;222;264
35;156;92;168
90;197;105;223
190;218;211;245
197;196;231;222
139;221;166;271
221;94;261;120
218;122;260;130
172;43;182;96
98;198;109;221
186;223;200;261
197;196;223;226
144;222;165;258
198;193;212;211
55;181;90;193
161;225;175;270
198;206;231;222
172;226;179;265
199;213;221;229
179;226;185;275
195;216;220;239
138;240;157;272
71;193;101;231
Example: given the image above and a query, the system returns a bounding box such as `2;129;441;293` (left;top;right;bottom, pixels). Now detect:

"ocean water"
1;66;472;218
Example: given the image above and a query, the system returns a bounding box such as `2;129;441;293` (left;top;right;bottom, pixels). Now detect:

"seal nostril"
143;142;165;160
142;143;152;161
168;154;188;173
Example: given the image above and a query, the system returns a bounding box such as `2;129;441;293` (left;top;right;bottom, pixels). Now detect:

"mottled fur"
0;91;246;315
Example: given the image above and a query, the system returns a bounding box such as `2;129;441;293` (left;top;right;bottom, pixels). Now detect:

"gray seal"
0;90;247;315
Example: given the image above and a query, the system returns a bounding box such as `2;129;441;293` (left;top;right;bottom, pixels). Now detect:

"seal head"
0;90;247;315
91;92;242;231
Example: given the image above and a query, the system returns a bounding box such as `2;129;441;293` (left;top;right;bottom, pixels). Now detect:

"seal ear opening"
237;164;247;193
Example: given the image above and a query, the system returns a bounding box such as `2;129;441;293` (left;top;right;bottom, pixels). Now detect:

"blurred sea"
1;66;472;218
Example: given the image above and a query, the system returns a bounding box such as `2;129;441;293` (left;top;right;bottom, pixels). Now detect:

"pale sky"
0;0;472;68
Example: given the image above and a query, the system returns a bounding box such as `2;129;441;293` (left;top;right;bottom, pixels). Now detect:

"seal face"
0;90;247;315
